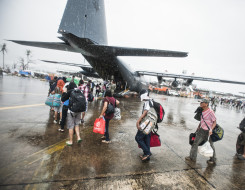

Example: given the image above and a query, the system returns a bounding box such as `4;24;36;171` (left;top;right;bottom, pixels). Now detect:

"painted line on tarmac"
0;92;47;96
0;103;45;110
0;139;67;179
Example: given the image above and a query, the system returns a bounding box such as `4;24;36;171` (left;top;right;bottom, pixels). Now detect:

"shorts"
54;104;63;112
241;132;245;145
67;111;81;129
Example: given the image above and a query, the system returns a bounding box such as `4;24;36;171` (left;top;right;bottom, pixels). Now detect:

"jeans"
135;130;151;156
60;105;68;129
104;118;111;141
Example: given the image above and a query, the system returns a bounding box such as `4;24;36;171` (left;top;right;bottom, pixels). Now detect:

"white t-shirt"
142;99;153;113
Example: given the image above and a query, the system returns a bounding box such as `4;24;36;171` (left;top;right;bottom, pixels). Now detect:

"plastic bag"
198;140;213;157
113;107;121;120
93;118;106;134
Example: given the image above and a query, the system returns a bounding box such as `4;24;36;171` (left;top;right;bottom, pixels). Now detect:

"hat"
200;99;209;104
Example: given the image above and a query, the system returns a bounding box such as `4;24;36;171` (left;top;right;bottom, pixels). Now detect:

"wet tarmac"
0;75;244;190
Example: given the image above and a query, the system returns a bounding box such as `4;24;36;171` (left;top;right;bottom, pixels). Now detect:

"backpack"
236;133;244;155
189;132;206;146
238;118;245;132
69;89;86;113
194;107;203;121
149;100;165;123
88;93;94;102
140;106;158;135
105;98;115;115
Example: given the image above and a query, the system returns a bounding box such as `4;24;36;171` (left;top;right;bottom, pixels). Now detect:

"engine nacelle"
171;80;179;88
157;76;163;84
184;79;193;86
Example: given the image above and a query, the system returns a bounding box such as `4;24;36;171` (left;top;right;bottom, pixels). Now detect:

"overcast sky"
0;0;245;95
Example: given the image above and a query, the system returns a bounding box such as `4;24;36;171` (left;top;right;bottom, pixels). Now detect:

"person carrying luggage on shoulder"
95;84;101;97
53;86;63;124
236;117;245;160
58;82;69;132
99;90;120;143
135;89;154;162
78;80;90;124
186;99;217;164
61;82;85;146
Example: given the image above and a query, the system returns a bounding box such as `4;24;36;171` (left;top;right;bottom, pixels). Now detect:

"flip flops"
66;141;73;146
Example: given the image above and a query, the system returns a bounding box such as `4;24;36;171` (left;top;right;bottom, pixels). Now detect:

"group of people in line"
47;76;245;162
210;96;245;112
48;76;119;145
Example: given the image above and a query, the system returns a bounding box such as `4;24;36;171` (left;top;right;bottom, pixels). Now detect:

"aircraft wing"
40;60;92;68
92;45;188;57
137;71;245;85
9;39;188;58
8;40;80;53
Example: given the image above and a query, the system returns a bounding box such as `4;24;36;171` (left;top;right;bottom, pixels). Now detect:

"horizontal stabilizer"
91;45;188;57
8;40;79;53
137;71;245;85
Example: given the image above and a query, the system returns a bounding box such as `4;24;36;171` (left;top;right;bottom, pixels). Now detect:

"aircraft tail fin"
58;0;107;45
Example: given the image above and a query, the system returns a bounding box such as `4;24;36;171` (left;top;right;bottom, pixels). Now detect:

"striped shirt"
200;108;216;130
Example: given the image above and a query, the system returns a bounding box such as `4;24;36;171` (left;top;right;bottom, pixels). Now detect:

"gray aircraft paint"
59;0;107;45
13;0;245;91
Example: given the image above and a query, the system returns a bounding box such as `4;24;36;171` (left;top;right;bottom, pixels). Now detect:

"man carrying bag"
185;99;217;164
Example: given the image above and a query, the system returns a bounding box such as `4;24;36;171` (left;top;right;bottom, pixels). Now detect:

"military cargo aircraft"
9;0;245;92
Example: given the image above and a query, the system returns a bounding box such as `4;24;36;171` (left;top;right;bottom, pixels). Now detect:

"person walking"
185;99;217;164
135;89;153;162
61;82;83;146
110;80;116;95
78;80;90;123
237;117;245;160
99;90;119;143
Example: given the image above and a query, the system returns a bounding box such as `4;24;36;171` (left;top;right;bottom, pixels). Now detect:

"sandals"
141;155;151;161
102;140;111;144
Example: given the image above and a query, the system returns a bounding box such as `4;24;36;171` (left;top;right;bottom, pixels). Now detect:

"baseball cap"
199;99;209;104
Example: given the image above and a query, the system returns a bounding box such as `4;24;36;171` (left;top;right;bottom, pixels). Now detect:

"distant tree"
0;43;7;69
12;61;18;69
19;57;28;70
26;49;31;70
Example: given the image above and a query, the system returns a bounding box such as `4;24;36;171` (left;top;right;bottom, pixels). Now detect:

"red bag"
150;132;161;147
93;118;105;134
138;132;161;148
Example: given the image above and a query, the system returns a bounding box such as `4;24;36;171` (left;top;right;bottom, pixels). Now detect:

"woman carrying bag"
99;90;120;143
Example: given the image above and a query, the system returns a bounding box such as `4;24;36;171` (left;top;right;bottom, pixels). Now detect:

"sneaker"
59;120;62;125
58;128;64;132
185;156;196;162
81;119;84;123
54;120;58;123
102;140;111;144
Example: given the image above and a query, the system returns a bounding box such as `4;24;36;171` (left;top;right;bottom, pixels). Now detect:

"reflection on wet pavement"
0;76;245;189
